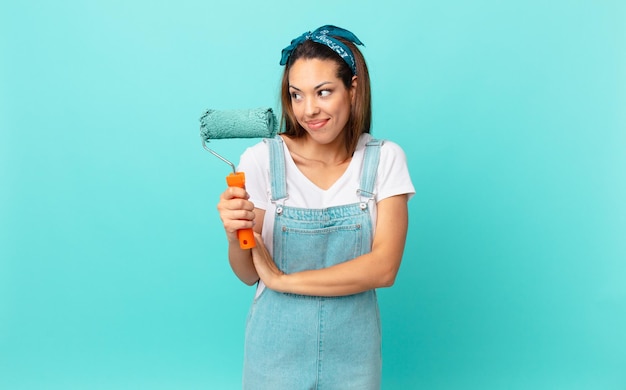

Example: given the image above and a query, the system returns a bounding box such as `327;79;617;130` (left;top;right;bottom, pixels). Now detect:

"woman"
217;25;415;389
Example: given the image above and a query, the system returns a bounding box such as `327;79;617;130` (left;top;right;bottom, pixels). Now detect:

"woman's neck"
283;135;350;167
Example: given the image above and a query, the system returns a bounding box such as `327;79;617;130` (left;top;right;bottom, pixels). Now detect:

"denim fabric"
243;136;383;389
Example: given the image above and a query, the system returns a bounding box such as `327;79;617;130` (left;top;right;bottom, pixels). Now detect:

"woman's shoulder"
241;137;274;157
357;133;407;155
238;138;273;170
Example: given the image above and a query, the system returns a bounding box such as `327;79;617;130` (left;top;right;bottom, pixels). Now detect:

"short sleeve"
236;141;271;211
375;141;415;202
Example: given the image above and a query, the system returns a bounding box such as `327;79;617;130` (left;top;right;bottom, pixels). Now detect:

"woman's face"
288;58;356;146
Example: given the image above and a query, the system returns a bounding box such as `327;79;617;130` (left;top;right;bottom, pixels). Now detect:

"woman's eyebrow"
315;81;333;89
288;81;333;91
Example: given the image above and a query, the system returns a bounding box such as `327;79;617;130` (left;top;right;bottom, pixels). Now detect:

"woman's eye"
290;92;302;101
319;90;331;97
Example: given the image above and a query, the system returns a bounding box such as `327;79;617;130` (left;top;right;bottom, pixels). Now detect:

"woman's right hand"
216;186;256;245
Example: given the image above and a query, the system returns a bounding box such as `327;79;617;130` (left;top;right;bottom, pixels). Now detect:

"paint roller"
200;107;278;249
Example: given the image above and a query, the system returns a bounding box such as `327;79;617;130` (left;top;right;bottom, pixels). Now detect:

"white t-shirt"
237;133;415;294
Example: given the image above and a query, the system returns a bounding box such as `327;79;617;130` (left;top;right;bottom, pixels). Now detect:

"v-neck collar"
281;136;365;193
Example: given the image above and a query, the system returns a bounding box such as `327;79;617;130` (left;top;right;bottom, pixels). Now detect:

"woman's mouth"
306;119;329;130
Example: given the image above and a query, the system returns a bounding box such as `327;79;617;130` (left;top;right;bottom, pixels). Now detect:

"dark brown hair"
279;38;371;156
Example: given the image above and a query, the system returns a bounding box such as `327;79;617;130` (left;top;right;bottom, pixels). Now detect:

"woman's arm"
251;194;409;296
217;186;265;285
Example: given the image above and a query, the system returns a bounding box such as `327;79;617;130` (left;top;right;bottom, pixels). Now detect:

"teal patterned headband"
280;25;364;75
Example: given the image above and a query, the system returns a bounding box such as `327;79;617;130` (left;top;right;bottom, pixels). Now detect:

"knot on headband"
280;25;364;75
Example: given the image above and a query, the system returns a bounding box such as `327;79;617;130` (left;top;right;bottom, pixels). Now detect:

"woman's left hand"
251;232;285;291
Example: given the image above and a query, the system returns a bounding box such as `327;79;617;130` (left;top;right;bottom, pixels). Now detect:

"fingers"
218;187;253;212
217;187;256;237
250;232;284;291
220;186;249;201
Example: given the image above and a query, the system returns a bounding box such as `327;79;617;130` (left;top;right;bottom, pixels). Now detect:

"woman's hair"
279;38;371;156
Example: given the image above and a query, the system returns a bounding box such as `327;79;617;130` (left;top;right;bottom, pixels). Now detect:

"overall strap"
265;135;288;202
357;139;384;206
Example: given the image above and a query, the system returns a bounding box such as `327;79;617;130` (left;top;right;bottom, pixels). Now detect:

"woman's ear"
350;75;358;103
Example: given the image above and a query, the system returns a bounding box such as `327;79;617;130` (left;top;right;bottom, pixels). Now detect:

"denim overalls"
243;136;383;390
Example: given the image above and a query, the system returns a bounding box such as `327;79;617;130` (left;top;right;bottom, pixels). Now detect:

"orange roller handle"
226;171;256;249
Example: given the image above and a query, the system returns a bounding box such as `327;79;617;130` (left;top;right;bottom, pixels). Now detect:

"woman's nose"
304;97;320;116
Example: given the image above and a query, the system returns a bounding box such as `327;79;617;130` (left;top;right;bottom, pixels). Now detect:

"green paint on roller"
199;107;278;141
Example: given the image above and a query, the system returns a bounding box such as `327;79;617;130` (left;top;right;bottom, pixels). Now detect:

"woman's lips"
306;119;329;130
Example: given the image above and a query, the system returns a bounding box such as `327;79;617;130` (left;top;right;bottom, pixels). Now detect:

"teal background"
1;0;625;389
